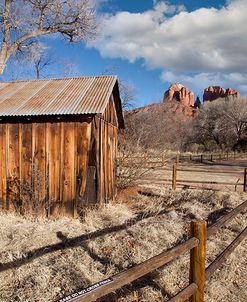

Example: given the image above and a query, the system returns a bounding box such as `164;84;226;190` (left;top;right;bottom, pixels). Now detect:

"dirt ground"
140;158;247;192
0;158;246;302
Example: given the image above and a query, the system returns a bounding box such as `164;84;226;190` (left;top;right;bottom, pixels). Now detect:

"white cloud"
90;0;247;94
161;71;247;93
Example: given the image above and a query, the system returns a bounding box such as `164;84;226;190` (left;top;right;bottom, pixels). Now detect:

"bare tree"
119;80;135;111
33;51;54;79
60;59;80;77
223;97;247;147
0;0;97;75
101;65;136;110
187;97;247;151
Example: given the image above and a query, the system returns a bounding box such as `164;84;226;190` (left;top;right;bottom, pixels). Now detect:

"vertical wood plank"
62;122;75;216
48;123;61;215
45;123;50;217
108;125;113;199
104;121;108;201
8;124;20;212
21;123;32;214
113;126;118;198
73;122;78;217
77;120;92;200
100;119;104;203
95;118;100;204
5;124;9;210
31;123;35;213
244;168;247;193
18;124;23;211
0;124;7;209
34;123;47;216
189;220;206;302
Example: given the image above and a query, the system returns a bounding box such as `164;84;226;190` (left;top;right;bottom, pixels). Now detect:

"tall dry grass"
0;188;246;302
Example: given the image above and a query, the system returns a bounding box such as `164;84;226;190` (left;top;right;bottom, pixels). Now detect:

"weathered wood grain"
168;283;198;302
207;199;247;238
77;120;92;199
59;237;199;302
0;124;7;209
62;122;75;216
8;124;20;212
189;220;206;302
0;93;120;216
34;123;46;216
48;123;61;216
206;226;247;280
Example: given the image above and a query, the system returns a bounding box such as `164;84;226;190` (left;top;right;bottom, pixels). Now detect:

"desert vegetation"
124;101;188;151
0;1;246;301
0;186;246;302
124;97;247;153
186;97;247;151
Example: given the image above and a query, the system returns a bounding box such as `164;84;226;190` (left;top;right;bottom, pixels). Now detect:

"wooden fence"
178;150;247;163
171;164;247;193
121;150;247;166
120;150;247;192
58;199;247;302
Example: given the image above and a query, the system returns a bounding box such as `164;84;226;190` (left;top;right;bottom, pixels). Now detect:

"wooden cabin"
0;76;124;217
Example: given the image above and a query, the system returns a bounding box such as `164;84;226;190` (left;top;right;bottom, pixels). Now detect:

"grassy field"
0;159;247;302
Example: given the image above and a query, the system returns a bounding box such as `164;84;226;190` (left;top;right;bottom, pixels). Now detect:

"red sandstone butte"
203;86;240;102
163;82;194;107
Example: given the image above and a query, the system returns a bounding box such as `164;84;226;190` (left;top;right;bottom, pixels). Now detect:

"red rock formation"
163;82;194;107
194;96;201;109
203;86;240;102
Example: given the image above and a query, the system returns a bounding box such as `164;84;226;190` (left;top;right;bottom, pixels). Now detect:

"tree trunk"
0;47;8;75
0;61;6;75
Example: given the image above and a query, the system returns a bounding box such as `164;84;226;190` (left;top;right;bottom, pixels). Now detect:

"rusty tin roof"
0;76;123;127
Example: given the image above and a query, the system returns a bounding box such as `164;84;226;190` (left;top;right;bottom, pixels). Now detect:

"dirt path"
138;159;247;192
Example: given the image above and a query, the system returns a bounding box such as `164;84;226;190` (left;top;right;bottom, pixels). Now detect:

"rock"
194;96;201;108
163;82;195;107
203;86;240;102
167;210;179;220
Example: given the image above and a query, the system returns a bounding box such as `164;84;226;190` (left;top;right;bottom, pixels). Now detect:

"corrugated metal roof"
0;76;119;117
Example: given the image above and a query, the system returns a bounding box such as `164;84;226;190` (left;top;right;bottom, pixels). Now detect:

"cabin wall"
0;117;92;217
0;92;121;216
96;94;119;203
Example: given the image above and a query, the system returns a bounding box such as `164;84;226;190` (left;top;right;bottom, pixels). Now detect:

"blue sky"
2;0;247;108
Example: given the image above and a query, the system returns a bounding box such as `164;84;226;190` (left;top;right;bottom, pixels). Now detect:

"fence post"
210;154;213;162
244;168;247;193
200;155;203;163
189;220;206;302
172;163;177;190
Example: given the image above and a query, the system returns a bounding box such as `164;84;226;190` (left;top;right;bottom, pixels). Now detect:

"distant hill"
126;82;199;119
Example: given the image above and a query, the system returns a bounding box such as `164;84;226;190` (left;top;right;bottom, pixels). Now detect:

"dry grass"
0;188;246;302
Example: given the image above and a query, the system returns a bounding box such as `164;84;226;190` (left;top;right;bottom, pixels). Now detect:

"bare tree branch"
0;0;97;74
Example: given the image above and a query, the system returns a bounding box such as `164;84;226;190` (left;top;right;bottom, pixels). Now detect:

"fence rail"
121;150;247;165
58;199;247;302
120;150;247;192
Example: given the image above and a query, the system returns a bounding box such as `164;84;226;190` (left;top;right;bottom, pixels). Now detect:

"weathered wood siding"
96;94;118;203
0;92;120;217
0;117;92;217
